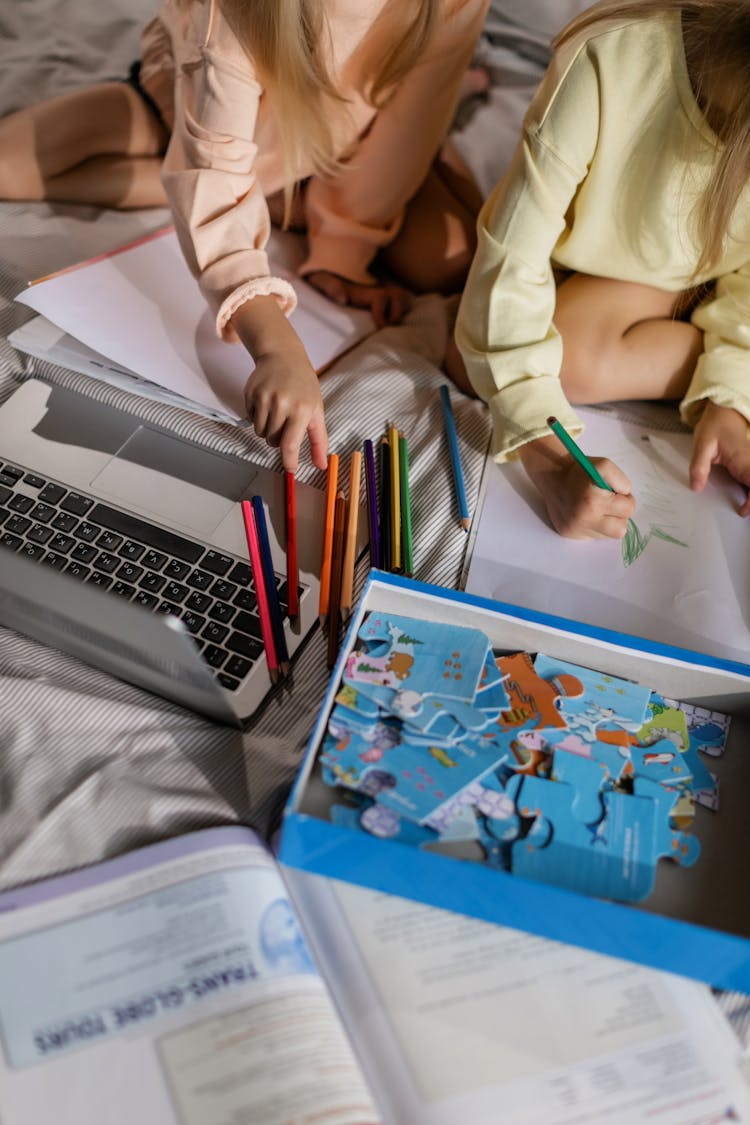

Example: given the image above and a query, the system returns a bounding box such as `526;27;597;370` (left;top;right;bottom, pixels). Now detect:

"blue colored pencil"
250;495;290;676
439;384;470;531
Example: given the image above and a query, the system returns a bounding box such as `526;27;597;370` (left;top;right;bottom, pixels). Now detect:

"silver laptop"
0;378;327;724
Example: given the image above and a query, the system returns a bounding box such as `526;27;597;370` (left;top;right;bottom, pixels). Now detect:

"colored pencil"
439;384;470;531
379;437;391;571
285;471;299;621
388;422;401;571
250;495;290;677
340;450;362;619
240;500;279;684
327;491;347;669
318;452;339;625
364;438;380;569
398;432;414;577
547;416;613;491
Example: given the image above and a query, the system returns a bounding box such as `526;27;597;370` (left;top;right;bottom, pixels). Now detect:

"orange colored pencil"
240;500;279;684
318;453;339;626
340;450;362;620
285;471;299;620
327;491;347;670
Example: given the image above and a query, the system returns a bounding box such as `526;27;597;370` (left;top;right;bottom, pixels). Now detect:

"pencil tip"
269;668;280;684
461;517;471;531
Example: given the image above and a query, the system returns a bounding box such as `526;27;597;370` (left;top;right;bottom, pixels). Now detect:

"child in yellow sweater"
452;0;750;539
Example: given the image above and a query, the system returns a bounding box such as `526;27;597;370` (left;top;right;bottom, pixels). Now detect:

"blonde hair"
556;1;750;278
219;0;439;226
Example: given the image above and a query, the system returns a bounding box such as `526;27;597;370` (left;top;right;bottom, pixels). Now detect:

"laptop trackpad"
89;426;258;537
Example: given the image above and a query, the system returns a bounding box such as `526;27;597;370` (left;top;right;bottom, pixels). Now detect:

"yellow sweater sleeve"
681;265;750;426
455;39;601;461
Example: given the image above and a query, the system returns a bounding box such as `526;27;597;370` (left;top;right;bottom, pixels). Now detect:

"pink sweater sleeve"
160;16;297;343
300;0;489;284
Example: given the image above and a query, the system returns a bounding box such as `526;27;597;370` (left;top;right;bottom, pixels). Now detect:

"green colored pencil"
399;432;414;577
546;415;613;492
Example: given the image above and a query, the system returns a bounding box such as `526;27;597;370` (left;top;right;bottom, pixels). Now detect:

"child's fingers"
307;271;348;305
689;434;717;492
306;411;329;472
591;457;632;497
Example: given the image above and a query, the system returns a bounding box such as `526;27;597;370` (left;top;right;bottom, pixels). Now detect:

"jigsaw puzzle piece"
662;697;731;758
494;652;572;733
330;797;438;847
632;778;701;869
637;695;689;752
550;750;608;825
629;739;693;786
533;654;650;727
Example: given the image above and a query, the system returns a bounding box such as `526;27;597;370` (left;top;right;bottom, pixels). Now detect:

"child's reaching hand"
689;401;750;516
519;434;636;540
305;270;413;328
232;295;328;474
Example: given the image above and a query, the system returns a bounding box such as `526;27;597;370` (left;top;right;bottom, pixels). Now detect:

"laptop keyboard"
0;461;301;692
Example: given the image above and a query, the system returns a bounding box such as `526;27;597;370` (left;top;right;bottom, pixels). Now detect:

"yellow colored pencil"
340;449;362;619
387;423;401;572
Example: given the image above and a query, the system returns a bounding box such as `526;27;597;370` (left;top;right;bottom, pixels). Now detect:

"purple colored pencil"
364;438;380;568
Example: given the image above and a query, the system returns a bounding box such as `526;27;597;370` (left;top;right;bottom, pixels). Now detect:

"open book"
0;825;747;1125
9;227;374;424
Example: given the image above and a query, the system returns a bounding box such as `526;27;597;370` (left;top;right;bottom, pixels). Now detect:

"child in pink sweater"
0;0;488;469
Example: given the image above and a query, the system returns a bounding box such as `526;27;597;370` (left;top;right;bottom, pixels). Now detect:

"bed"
1;0;748;1047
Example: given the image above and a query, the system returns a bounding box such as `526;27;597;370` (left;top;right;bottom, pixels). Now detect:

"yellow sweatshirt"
456;10;750;460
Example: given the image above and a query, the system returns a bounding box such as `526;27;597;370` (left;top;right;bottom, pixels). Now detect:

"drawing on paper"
619;434;689;568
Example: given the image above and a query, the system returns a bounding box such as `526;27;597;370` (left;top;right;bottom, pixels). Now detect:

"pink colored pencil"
241;499;279;684
285;471;299;620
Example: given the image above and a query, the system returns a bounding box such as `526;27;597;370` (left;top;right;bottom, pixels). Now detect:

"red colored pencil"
326;491;347;670
241;499;279;684
285;471;299;621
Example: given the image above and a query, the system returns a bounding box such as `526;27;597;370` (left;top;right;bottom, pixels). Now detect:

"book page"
285;869;750;1125
0;827;380;1125
464;406;750;666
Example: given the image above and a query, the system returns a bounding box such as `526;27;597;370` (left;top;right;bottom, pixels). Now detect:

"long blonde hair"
219;0;439;225
556;0;750;278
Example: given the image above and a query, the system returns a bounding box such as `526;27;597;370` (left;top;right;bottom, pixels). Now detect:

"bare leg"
445;273;704;402
0;82;168;207
555;273;703;403
381;139;482;295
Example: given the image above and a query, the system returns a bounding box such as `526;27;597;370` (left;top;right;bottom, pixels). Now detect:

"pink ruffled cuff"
216;276;298;343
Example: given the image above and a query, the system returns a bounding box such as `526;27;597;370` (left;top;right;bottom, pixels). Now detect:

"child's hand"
689;401;750;515
519;434;635;539
245;351;328;473
305;270;412;328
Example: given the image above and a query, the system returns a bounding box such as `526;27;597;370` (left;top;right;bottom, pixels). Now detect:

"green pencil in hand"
547;416;614;492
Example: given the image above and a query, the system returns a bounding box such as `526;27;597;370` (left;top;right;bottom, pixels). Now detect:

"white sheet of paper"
465;407;750;666
14;227;373;421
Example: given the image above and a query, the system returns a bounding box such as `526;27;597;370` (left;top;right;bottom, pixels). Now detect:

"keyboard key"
0;471;19;488
49;533;76;554
41;552;67;571
164;580;189;603
23;473;45;489
38;482;66;504
157;601;182;617
51;512;77;533
0;484;12;505
119;540;145;561
19;542;46;561
72;543;98;564
181;610;206;635
74;521;99;542
202;551;233;576
208;601;236;625
185;591;211;613
233;587;257;611
117;561;144;584
203;644;226;668
94;551;120;574
1;465;22;481
88;571;113;589
61;493;93;516
134;590;158;609
225;655;252;679
0;533;22;551
27;523;54;545
226;631;263;660
217;673;241;692
88;503;204;564
164;559;190;581
202;621;229;644
97;530;122;551
5;514;31;536
65;561;91;580
210;578;237;601
142;549;167;570
233;610;263;639
9;494;33;514
187;569;212;591
29;502;55;523
228;561;252;586
111;580;135;599
140;571;166;593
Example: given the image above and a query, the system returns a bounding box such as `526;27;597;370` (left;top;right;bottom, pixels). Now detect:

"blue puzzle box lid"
281;571;750;992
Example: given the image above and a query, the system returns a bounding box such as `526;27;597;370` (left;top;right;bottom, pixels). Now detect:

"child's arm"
231;297;328;473
519;434;636;539
689;402;750;516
